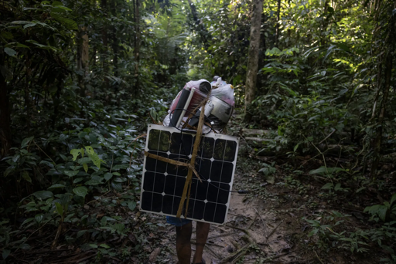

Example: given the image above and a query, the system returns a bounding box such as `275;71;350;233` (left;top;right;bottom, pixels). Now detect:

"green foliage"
1;0;396;262
364;194;396;222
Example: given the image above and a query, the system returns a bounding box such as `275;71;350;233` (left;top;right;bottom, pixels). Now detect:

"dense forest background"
1;0;396;263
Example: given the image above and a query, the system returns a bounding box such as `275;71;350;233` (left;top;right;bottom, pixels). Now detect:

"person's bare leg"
176;222;192;264
192;222;210;264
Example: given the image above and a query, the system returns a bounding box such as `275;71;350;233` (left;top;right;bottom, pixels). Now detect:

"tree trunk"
244;0;263;120
321;0;329;46
276;0;281;47
111;0;119;104
101;0;109;93
77;26;89;117
0;52;11;158
370;0;396;177
134;0;140;98
77;27;89;97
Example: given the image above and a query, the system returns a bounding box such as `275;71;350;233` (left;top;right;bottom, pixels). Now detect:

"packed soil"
8;114;384;264
147;163;312;264
140;114;382;264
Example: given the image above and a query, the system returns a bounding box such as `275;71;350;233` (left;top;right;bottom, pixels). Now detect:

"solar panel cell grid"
140;124;239;225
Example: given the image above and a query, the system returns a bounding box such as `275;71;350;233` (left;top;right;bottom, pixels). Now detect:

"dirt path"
143;116;309;263
152;171;303;264
140;115;382;264
199;191;298;264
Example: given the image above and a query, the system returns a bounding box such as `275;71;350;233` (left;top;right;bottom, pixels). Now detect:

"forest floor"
138;113;382;264
8;113;385;264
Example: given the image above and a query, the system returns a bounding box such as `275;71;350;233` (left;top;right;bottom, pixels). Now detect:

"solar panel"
140;124;239;225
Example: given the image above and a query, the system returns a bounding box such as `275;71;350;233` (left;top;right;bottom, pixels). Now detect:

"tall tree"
245;0;263;119
275;0;281;47
77;26;89;100
370;0;396;177
101;0;109;91
0;51;10;158
134;0;140;96
110;0;119;103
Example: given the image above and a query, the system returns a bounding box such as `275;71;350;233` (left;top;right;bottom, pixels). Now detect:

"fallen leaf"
148;248;161;262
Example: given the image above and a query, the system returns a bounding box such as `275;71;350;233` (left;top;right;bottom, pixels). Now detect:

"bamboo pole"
176;103;206;218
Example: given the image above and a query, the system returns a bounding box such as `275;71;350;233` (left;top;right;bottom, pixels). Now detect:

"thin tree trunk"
101;0;109;94
0;52;11;158
370;0;396;177
77;27;89;117
111;0;119;104
77;27;89;97
134;0;140;97
276;0;281;47
321;0;329;46
244;0;263;120
91;46;96;99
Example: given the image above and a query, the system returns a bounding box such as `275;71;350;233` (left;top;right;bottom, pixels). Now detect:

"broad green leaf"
23;23;37;29
21;171;32;183
70;148;84;161
309;166;345;175
12;154;20;163
4;166;15;177
104;172;113;181
52;1;64;6
111;182;122;191
52;5;73;12
310;167;328;175
73;186;88;198
321;183;333;190
85;146;104;168
4;47;17;57
10;21;31;24
64;170;79;177
21;218;34;227
35;214;44;223
77;157;91;165
40;160;54;168
377;205;388;221
73;178;84;184
83;163;88;173
59;154;68;161
51;13;78;30
48;184;65;189
390;193;396;205
111;164;128;171
55;202;63;216
128;201;136;211
85;179;101;185
293;143;299;152
77;230;87;238
33;190;53;200
100;244;110;249
113;177;127;183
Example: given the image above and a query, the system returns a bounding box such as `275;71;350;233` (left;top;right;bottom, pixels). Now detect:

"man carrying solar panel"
168;77;235;264
146;77;236;264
